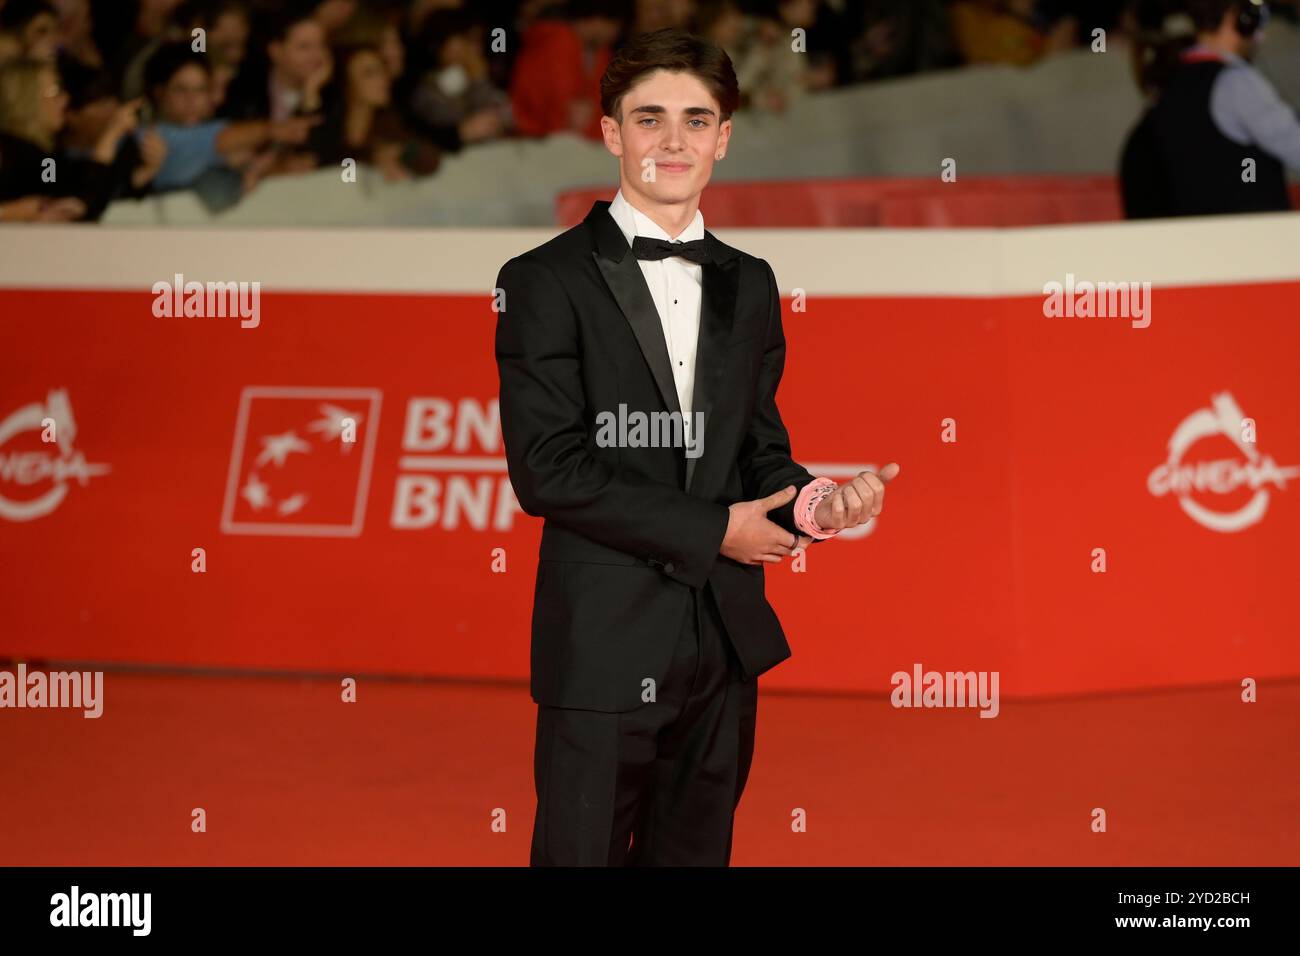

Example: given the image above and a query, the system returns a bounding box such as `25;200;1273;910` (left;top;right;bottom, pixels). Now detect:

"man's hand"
721;485;802;566
91;97;144;163
459;107;504;143
36;197;87;222
0;197;47;222
137;127;167;172
301;52;334;111
813;462;900;531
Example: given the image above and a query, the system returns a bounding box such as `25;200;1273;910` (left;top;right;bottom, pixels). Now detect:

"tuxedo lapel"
584;200;739;493
588;203;683;422
688;241;738;492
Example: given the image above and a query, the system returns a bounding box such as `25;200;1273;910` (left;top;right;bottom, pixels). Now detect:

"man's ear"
600;114;623;156
716;118;732;159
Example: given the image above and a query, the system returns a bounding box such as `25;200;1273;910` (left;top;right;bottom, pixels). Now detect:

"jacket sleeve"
495;252;732;587
736;258;825;542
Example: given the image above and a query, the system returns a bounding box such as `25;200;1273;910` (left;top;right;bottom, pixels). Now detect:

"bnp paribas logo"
221;386;382;537
1147;391;1300;533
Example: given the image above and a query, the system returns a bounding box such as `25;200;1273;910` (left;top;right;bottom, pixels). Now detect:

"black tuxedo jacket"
495;199;825;713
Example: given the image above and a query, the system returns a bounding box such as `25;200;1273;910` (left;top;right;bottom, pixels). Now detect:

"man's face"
209;11;250;67
346;49;390;107
159;63;213;125
601;69;731;211
270;20;328;86
22;11;60;60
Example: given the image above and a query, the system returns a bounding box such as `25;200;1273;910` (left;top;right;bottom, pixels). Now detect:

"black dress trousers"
529;580;760;866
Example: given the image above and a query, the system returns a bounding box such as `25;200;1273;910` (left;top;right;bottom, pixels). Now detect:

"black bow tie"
631;235;713;264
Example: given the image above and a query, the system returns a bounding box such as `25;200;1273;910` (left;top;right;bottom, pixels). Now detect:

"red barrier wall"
557;176;1300;227
3;266;1298;696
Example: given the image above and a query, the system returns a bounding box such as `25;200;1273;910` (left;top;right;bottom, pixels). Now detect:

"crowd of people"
0;0;1294;223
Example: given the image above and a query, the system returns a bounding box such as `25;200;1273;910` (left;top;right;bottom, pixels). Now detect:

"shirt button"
663;562;675;573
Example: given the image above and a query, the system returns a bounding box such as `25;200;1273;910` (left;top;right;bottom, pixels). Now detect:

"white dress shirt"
607;189;704;441
606;189;839;541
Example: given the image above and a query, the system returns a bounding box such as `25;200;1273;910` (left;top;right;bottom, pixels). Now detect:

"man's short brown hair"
600;27;741;124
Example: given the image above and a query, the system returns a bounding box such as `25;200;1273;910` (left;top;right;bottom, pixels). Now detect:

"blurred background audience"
0;0;1297;222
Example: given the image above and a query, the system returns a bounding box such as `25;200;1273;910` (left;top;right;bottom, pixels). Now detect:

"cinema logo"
0;388;110;522
392;397;524;531
594;404;704;458
891;663;1000;718
152;273;260;328
1042;273;1151;328
1148;391;1300;533
50;886;150;936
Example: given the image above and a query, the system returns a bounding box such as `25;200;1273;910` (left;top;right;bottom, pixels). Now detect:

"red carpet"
1;671;1296;866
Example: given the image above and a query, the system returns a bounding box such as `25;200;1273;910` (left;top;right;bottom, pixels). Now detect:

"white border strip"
2;212;1299;296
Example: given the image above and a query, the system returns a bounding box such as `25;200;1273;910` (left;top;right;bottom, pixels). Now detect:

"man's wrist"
795;477;840;539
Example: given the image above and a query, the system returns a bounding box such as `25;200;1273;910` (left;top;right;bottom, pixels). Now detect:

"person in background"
829;0;956;84
173;0;251;110
629;0;694;34
510;0;624;142
109;0;184;97
694;0;745;53
312;0;359;38
0;33;18;68
219;5;330;122
729;0;816;114
306;42;439;181
50;0;104;69
407;8;511;153
58;56;167;216
948;0;1078;67
1122;0;1299;217
405;0;474;40
1116;0;1189;219
333;4;404;80
141;42;317;208
0;0;61;62
1124;0;1196;100
0;56;135;221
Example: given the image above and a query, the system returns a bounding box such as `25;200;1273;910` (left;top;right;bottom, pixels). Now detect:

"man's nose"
661;124;687;149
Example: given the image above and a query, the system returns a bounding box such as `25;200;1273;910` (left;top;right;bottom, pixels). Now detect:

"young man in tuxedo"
494;27;899;866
